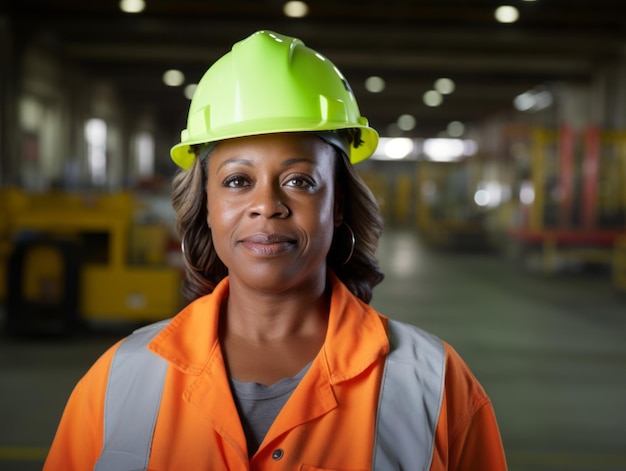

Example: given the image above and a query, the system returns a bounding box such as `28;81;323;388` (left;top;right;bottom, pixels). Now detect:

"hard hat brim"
170;125;379;170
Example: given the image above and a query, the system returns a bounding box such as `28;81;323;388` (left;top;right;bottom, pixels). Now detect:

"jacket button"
271;449;284;460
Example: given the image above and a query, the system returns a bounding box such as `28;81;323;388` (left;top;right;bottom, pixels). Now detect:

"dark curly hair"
171;131;384;304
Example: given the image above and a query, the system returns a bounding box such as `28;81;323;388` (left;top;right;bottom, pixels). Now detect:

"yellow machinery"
0;188;183;334
415;160;487;249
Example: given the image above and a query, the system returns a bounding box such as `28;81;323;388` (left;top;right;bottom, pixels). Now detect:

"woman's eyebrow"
217;156;315;171
217;158;253;170
281;157;315;167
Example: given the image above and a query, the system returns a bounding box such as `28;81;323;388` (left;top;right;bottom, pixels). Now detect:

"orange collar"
149;273;389;381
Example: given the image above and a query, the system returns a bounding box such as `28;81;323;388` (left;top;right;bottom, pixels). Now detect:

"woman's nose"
248;183;290;218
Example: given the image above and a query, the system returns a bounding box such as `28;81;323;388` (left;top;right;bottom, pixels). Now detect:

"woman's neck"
223;273;330;341
218;275;331;384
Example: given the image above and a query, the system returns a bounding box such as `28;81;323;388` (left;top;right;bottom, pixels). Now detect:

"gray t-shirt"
229;363;311;457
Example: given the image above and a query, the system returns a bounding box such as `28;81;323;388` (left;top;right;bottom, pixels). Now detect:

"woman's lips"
240;233;296;256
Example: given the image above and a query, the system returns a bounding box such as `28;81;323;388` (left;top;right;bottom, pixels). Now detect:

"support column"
0;16;20;185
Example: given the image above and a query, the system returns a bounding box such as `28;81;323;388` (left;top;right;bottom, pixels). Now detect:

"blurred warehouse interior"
0;0;626;332
1;3;626;471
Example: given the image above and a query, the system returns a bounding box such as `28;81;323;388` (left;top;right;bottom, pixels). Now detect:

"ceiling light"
85;118;107;144
384;138;414;159
513;86;553;112
371;137;418;160
284;1;309;18
184;83;197;100
423;90;443;107
163;69;185;87
447;121;465;137
119;0;145;13
474;189;490;207
365;76;385;93
495;6;519;23
434;78;455;95
397;114;416;131
423;138;465;162
513;91;534;111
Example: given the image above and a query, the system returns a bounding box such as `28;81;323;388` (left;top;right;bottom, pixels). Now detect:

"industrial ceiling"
4;0;626;139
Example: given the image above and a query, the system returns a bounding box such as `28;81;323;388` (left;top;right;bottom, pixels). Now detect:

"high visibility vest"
94;318;445;471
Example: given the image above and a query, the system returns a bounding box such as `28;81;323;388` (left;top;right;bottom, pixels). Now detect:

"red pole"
582;125;600;230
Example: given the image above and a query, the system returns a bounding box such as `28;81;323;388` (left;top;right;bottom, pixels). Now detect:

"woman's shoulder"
441;342;489;400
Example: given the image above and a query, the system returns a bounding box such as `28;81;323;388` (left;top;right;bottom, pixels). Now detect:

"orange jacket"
44;275;507;470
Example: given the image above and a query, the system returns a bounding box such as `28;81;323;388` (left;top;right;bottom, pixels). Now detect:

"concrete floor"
1;228;625;470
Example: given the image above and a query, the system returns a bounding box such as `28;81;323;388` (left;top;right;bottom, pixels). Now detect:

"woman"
44;30;507;470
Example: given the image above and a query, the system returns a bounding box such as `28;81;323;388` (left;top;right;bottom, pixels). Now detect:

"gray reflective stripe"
372;319;446;471
94;319;171;471
95;318;445;470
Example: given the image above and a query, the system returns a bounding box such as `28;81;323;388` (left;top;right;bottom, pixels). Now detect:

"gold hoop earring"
340;222;356;265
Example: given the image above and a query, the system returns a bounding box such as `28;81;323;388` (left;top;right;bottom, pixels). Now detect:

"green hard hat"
170;30;379;169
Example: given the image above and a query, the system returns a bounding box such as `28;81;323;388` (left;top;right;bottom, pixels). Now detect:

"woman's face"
206;133;341;292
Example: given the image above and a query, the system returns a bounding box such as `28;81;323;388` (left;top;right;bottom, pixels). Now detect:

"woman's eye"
223;175;250;188
286;175;315;189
